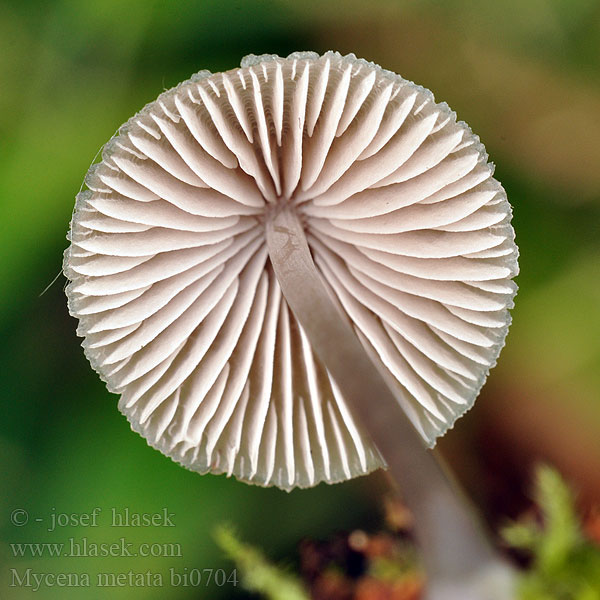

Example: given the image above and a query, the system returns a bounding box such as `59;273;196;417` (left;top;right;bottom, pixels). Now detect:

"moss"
502;465;600;600
214;525;309;600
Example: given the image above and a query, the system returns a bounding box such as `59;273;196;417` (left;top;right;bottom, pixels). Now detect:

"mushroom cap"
64;51;518;490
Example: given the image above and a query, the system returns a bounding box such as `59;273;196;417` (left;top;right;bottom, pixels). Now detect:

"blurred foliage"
217;466;600;599
215;523;424;600
215;525;309;600
502;466;600;600
1;0;599;598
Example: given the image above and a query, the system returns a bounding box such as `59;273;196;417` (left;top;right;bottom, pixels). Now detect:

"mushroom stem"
265;206;515;599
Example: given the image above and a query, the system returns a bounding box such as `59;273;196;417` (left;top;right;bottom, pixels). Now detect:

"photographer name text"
12;507;175;531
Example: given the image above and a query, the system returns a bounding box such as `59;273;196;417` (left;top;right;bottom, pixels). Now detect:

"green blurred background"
1;1;599;598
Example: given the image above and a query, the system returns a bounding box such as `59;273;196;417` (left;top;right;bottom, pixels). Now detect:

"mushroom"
64;51;518;598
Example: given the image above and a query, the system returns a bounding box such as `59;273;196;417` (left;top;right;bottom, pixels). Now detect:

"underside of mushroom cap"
64;51;518;491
